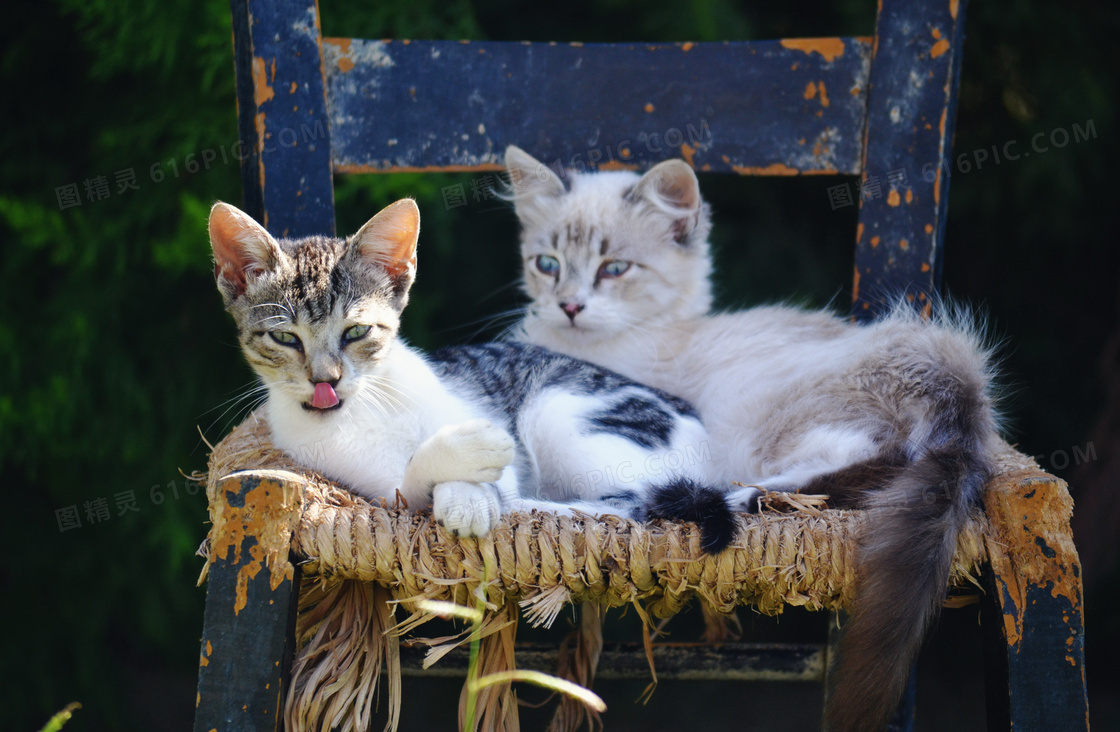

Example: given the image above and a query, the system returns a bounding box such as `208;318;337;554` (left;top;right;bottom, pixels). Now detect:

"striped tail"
824;390;993;730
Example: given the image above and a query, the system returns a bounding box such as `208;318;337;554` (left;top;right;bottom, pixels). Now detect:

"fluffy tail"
640;478;737;553
824;380;994;730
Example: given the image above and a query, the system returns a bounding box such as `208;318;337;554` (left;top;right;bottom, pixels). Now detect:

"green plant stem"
461;579;487;731
37;703;81;732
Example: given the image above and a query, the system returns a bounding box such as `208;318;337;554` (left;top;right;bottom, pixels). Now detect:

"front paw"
433;481;501;537
429;420;515;484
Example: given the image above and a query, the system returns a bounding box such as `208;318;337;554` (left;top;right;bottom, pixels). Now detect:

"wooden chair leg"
981;474;1089;731
194;472;304;732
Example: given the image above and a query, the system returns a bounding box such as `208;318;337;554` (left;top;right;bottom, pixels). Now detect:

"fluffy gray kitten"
208;198;734;549
504;145;1003;732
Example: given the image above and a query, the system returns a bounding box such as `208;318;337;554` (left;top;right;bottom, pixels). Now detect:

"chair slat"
400;641;826;681
231;0;336;238
852;0;968;318
323;38;872;175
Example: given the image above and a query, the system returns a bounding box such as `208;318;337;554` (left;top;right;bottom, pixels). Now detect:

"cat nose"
309;370;341;387
560;301;585;323
309;357;342;385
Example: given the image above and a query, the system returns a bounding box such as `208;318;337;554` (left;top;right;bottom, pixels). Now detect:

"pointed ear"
350;198;420;290
209;202;282;300
629;159;702;214
628;160;705;245
504;145;566;208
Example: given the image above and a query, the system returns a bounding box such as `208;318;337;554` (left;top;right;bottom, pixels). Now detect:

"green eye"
599;260;631;278
269;331;301;347
535;255;561;276
343;324;372;343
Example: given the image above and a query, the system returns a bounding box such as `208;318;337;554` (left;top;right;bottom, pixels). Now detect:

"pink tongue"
311;382;339;409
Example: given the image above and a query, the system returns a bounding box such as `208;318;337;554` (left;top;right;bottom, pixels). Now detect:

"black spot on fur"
599;491;640;506
642;479;736;553
588;395;674;448
427;342;703;452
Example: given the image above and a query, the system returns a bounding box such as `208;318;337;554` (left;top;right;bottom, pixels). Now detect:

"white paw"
427;420;515;485
433;481;501;537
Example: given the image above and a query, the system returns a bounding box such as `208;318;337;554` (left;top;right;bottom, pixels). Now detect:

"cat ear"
628;159;704;244
630;159;702;213
350;198;420;290
504;145;566;223
209;202;282;300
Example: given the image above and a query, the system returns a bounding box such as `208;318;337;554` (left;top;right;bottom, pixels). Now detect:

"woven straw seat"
206;413;1006;617
196;412;1065;730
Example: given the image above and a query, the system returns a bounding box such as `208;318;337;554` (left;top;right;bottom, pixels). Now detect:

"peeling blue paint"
322;39;872;174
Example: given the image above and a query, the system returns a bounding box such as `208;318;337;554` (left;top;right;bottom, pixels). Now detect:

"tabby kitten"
503;145;1002;732
209;198;734;548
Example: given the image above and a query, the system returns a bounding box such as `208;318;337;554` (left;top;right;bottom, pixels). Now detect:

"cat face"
209;199;419;416
505;145;714;344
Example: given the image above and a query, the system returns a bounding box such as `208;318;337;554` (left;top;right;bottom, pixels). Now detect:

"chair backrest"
230;0;967;320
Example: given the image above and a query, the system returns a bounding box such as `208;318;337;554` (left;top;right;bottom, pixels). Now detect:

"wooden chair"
193;0;1089;729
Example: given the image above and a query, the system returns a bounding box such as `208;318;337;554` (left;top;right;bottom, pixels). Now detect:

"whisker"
365;382;406;417
203;380;278;436
439;306;528;342
364;376;413;415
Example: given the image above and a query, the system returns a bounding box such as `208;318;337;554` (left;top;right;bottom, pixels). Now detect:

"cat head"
209;198;419;415
504;145;713;345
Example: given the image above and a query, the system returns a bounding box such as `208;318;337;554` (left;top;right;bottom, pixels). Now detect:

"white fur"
505;147;999;508
516;388;709;503
266;340;514;533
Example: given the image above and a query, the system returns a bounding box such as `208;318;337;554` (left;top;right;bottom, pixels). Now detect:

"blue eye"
598;260;631;279
535;255;561;276
343;324;371;343
269;331;301;348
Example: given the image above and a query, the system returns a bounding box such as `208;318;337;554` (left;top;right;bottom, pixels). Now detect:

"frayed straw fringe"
201;413;1035;732
546;603;605;732
285;580;401;732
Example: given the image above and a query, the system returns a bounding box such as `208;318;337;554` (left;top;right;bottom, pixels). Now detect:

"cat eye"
269;331;301;348
535;255;561;276
343;324;372;343
598;260;632;279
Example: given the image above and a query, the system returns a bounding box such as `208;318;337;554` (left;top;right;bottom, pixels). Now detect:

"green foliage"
37;703;81;732
3;0;1116;729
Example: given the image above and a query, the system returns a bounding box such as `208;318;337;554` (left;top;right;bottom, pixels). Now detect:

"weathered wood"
323;38;871;175
229;0;335;238
981;475;1089;731
194;473;304;732
852;0;969;319
401;641;826;682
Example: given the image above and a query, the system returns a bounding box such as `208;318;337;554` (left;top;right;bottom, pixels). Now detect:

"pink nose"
560;301;585;323
311;382;340;409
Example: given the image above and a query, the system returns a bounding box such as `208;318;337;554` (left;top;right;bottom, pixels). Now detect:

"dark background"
3;0;1117;729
